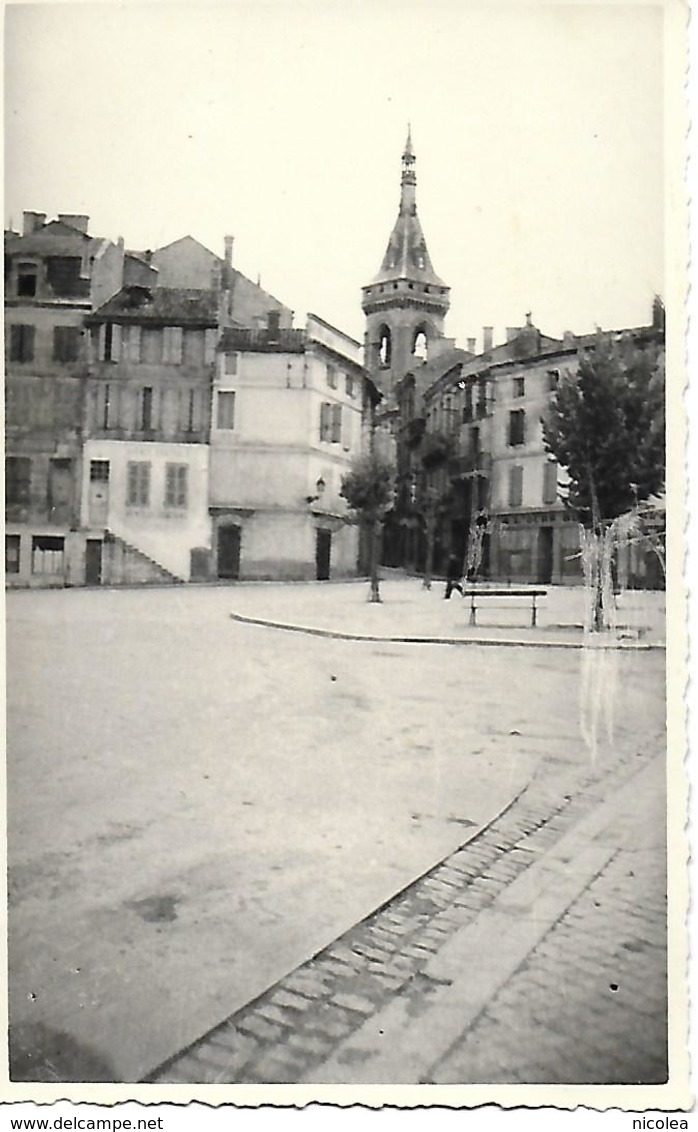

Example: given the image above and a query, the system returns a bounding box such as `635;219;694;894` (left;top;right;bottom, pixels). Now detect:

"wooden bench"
461;588;548;628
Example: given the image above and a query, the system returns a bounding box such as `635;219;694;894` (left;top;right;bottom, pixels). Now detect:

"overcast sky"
5;1;665;348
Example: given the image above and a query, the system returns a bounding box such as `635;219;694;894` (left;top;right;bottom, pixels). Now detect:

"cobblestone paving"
146;728;665;1086
428;841;667;1084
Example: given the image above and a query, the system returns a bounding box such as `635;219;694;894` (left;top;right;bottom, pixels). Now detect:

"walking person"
444;551;463;599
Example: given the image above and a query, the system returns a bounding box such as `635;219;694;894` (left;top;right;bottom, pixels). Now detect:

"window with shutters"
32;535;64;575
53;325;80;363
508;465;524;508
141;328;163;364
543;461;558;505
216;391;236;430
5;457;31;505
5;534;21;574
326;364;338;389
180;388;201;433
345;374;355;398
224;351;238;375
163;326;183;365
319;402;331;442
140;387;154;431
103;323;114;361
184;329;206;366
165;463;188;509
513;376;525;398
331;404;342;443
98;383;118;430
9;324;35;363
508;409;525;447
477;377;488;418
127;462;150;506
462;381;473;422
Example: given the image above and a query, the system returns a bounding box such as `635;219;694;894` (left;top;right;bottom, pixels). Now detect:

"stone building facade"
209;314;375;581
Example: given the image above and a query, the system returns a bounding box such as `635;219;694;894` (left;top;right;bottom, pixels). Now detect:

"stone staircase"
103;532;184;586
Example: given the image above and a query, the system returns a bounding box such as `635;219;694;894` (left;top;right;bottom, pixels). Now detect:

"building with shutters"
81;285;219;581
209;312;375;581
364;133;665;588
3;211;127;587
412;317;664;586
5;217;299;586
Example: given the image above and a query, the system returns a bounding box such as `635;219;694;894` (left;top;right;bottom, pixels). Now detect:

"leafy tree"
340;451;396;602
542;336;665;629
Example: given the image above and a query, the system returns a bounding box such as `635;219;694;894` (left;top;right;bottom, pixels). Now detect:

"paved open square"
6;581;666;1084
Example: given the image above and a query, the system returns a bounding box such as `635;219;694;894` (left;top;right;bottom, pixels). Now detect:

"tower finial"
404;123;413;159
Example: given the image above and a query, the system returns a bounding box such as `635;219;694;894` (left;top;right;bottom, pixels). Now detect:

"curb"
229;612;665;651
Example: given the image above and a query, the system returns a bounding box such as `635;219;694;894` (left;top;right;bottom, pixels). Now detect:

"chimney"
467;337;476;354
224;235;234;268
23;211;46;236
562;330;576;348
483;326;493;352
58;213;89;234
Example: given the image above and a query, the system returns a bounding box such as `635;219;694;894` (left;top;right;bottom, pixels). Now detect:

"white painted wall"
81;439;211;578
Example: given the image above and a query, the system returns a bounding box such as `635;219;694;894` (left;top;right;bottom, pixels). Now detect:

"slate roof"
88;286;218;325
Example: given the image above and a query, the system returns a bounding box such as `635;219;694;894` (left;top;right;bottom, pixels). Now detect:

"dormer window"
17;262;38;297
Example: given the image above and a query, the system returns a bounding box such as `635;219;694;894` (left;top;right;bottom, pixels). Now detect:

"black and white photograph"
2;0;691;1120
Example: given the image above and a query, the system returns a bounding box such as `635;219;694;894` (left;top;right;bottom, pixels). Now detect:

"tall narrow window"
477;378;488;418
140;387;153;431
508;465;524;508
331;404;342;443
165;464;188;509
9;324;35;363
103;323;114;361
543;461;558;505
126;462;150;506
345;374;355;398
320;402;331;442
508;409;525;447
378;327;391;367
513;376;525;398
216;391;236;430
140;327;163;364
547;369;560;391
5;457;31;505
5;534;21;575
53;325;80;363
180;388;200;433
224;351;238;375
326;364;337;389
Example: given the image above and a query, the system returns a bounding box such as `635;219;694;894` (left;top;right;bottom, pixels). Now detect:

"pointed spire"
403;122;414;159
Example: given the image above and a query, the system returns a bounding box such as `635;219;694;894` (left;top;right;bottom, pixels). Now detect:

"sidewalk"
227;578;666;649
150;741;667;1087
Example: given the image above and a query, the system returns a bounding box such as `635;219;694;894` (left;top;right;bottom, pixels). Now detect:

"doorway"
217;524;241;579
85;539;103;586
537;526;554;584
315;529;331;581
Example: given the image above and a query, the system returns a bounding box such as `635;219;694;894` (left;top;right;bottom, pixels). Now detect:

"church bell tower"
362;128;450;405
